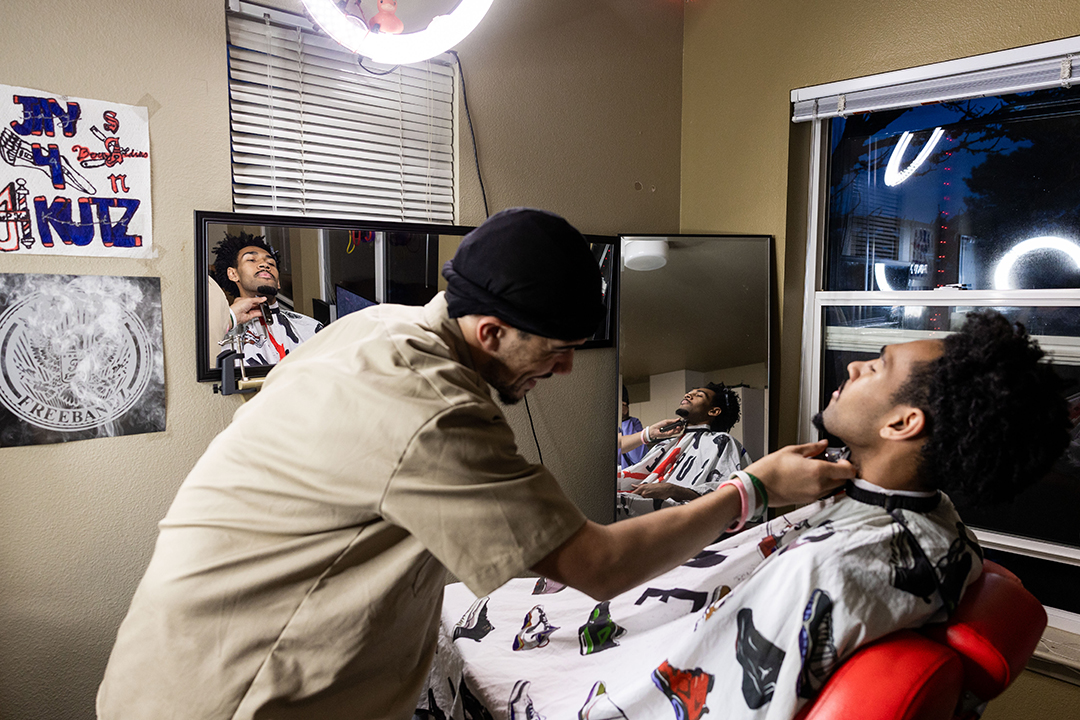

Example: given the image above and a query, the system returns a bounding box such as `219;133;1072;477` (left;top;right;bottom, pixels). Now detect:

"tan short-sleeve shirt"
97;294;586;720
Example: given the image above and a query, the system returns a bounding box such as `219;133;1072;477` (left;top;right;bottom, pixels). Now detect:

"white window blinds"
791;36;1080;123
227;6;455;222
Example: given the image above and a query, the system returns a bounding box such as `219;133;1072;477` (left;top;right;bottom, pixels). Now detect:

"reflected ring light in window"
872;265;931;319
301;0;495;65
873;262;895;291
992;236;1080;289
883;127;945;187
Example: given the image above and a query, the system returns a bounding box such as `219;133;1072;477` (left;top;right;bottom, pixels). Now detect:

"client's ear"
879;405;928;442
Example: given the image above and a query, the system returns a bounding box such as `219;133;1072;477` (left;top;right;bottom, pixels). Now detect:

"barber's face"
227;246;279;298
677;387;719;425
484;330;585;405
818;339;943;447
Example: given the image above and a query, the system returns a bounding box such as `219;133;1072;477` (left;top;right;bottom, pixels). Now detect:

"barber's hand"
743;440;855;506
229;296;268;326
647;418;684;441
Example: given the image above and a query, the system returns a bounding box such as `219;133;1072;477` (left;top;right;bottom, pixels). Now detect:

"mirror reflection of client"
617;382;751;518
211;231;323;366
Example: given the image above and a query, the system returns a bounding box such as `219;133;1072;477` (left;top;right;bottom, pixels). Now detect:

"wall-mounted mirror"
618;235;772;464
195;211;616;383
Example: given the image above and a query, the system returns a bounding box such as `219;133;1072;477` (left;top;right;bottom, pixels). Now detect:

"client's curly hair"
893;310;1070;506
705;382;741;433
211;231;276;296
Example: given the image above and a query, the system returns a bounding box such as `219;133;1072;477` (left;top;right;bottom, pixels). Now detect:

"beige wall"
0;1;682;717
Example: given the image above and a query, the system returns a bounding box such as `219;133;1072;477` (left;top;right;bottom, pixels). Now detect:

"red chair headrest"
923;561;1047;701
794;630;963;720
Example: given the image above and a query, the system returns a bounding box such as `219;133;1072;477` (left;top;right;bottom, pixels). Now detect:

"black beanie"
442;208;605;340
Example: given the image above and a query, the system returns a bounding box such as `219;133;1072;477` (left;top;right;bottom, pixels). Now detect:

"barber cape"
236;304;323;366
418;482;984;720
616;426;750;517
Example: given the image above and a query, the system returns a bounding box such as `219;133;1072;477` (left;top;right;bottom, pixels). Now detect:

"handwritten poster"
0;84;152;258
0;273;165;447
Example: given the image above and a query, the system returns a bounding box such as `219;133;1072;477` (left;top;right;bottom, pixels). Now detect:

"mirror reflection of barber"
213;232;323;366
622;388;678;468
617;383;752;517
619;384;682;468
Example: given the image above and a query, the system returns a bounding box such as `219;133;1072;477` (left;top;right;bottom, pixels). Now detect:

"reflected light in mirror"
622;239;668;271
992;236;1080;289
302;0;494;65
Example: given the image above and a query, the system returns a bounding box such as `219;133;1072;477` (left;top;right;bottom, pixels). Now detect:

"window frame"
794;37;1080;635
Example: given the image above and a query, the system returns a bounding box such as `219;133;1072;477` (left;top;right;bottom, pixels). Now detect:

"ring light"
301;0;495;65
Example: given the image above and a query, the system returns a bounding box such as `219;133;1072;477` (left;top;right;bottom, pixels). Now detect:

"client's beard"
812;411;846;449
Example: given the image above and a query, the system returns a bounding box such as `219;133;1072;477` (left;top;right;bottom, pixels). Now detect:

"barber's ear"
474;317;507;352
226;267;240;283
880;406;928;442
707;406;722;418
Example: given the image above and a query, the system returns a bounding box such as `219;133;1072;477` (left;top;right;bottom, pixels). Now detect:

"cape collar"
845;478;941;513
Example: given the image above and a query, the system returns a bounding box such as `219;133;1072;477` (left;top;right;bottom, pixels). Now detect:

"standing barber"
98;208;852;720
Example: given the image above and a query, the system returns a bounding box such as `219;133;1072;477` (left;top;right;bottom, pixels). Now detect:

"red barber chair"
796;561;1047;720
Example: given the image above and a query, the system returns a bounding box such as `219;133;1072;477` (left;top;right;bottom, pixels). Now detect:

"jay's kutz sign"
0;84;152;257
0;273;165;447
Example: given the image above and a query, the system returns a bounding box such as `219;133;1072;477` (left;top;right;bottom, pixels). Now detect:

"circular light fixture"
302;0;495;65
622;239;668;271
992;235;1080;289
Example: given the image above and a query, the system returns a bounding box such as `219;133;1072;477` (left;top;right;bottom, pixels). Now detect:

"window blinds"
227;8;455;222
791;38;1080;123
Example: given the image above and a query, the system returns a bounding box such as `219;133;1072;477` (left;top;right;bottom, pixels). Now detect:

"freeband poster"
0;84;152;258
0;273;165;447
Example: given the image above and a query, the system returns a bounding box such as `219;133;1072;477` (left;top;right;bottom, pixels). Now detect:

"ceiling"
618;236;771;385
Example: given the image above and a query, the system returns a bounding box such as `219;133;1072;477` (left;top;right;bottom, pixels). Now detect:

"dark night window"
827;85;1080;299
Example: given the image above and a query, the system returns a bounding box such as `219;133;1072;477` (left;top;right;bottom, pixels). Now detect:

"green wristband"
746;472;769;520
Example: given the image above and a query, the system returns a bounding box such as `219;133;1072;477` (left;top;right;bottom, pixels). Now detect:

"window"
794;38;1080;633
226;0;455;223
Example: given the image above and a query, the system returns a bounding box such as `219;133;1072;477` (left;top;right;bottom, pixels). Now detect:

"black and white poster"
0;273;165;447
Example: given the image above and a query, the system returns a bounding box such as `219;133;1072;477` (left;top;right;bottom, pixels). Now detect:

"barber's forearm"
531;484;741;601
618;432;644;453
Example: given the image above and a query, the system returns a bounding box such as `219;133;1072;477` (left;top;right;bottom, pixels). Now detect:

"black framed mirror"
618;234;772;463
195;210;617;383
